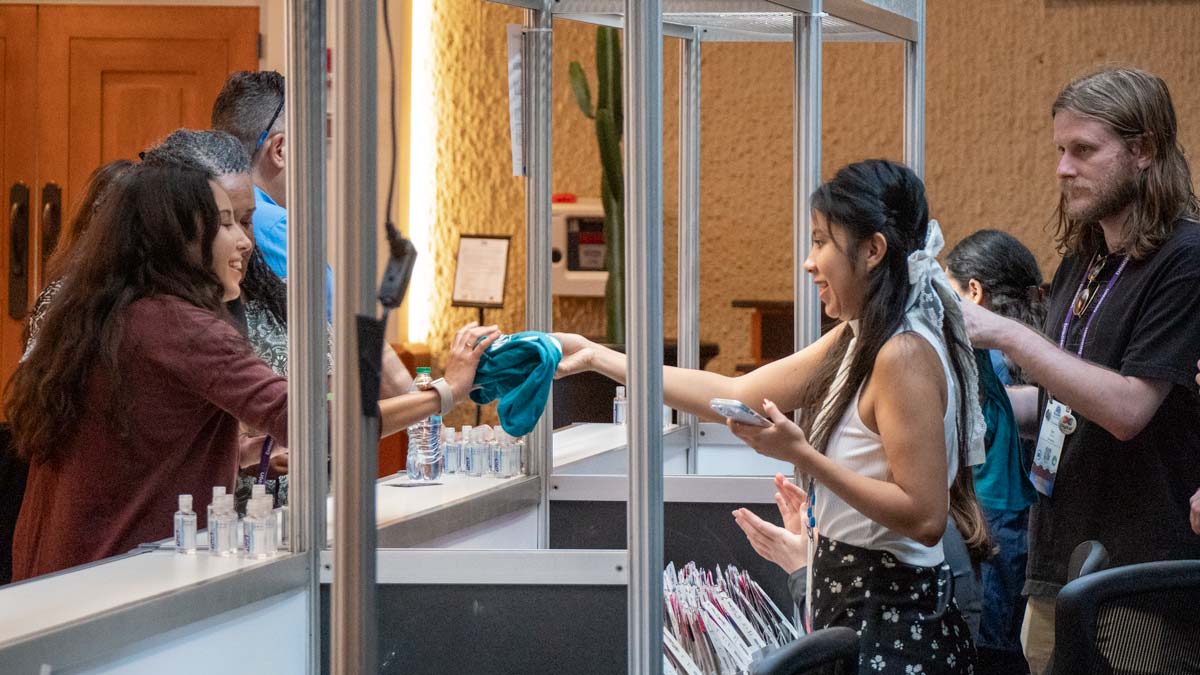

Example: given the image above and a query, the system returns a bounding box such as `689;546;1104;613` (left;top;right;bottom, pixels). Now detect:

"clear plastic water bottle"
460;425;475;476
406;367;442;480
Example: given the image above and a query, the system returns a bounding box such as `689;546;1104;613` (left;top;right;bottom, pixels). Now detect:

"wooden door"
36;4;258;281
0;3;259;393
0;6;38;383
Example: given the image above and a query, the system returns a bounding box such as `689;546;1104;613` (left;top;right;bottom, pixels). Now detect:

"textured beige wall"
424;0;1200;423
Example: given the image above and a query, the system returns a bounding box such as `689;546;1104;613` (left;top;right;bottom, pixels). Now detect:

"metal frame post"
625;0;664;672
677;31;701;474
903;0;926;177
793;6;822;357
283;1;327;673
522;5;554;549
330;0;378;673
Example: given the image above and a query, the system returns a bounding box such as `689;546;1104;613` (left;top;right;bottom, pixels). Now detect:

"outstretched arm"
553;322;848;422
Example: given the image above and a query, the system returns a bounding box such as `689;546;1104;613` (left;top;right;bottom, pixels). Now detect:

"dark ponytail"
946;229;1045;385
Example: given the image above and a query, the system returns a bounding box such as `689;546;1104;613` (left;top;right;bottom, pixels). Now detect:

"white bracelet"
428;378;455;416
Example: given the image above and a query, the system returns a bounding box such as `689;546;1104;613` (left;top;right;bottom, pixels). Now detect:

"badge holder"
1030;398;1076;497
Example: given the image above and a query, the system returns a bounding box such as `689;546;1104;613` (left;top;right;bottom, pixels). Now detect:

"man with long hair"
964;67;1200;671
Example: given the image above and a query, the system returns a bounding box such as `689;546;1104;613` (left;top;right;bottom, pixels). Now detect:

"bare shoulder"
857;331;948;433
878;332;942;372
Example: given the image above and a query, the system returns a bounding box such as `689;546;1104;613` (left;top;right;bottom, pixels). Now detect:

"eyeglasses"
254;98;285;153
1072;253;1107;317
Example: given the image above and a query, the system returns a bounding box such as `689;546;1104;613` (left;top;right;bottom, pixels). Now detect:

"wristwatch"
426;377;455;416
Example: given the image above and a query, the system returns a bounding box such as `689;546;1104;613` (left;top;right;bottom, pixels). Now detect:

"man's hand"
961;299;1018;350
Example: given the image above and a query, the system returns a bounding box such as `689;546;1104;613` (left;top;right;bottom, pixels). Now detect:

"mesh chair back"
748;627;859;675
1054;560;1200;675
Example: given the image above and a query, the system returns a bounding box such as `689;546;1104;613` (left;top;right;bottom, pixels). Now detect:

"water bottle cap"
252;483;267;498
616;386;626;398
212;486;226;498
178;494;192;510
417;367;432;374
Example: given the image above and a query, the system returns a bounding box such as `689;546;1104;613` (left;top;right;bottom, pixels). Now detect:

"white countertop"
327;422;642;539
0;423;652;650
0;550;283;649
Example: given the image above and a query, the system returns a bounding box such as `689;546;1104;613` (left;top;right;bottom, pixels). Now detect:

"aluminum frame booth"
325;1;926;673
0;1;924;674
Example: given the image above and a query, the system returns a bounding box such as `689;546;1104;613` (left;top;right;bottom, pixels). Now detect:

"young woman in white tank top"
554;160;990;674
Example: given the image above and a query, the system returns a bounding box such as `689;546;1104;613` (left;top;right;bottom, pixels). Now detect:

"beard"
1061;161;1140;224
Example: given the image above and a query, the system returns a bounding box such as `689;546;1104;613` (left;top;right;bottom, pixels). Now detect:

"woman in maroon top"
5;164;271;579
5;164;501;580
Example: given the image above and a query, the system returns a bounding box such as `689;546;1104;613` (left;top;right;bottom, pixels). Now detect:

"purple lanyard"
256;436;275;485
1058;255;1129;356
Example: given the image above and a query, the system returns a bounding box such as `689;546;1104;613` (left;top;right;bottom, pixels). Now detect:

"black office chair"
1041;540;1110;675
1067;540;1110;582
1050;559;1200;675
749;627;859;675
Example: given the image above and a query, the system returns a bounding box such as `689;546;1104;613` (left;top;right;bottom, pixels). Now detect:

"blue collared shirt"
253;186;334;320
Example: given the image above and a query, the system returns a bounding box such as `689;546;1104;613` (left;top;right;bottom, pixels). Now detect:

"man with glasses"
212;70;333;319
963;67;1200;672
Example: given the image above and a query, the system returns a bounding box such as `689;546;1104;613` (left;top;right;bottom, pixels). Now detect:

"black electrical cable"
356;0;416;419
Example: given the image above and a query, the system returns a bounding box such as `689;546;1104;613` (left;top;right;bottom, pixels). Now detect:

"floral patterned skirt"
811;536;976;674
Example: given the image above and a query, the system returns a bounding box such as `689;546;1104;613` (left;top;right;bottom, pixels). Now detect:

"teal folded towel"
469;332;562;437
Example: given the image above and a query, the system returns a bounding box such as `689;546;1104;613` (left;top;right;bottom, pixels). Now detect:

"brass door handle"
41;183;62;271
9;182;30;319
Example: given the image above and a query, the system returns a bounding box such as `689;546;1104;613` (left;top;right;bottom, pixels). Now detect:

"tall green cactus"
568;27;624;345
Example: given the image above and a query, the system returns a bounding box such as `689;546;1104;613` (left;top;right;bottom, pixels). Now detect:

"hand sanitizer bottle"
174;494;197;554
207;486;226;552
613;386;628;425
215;494;237;556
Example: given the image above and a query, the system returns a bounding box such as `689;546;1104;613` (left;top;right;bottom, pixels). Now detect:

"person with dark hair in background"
963;67;1200;672
946;229;1046;673
557;159;986;673
23;159;135;355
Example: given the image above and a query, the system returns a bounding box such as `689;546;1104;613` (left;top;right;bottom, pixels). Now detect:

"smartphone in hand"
709;398;772;428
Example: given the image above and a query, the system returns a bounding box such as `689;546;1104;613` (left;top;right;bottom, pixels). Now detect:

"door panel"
0;5;37;385
37;4;258;276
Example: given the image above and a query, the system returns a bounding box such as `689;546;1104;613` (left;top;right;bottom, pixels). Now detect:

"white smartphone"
709;398;772;428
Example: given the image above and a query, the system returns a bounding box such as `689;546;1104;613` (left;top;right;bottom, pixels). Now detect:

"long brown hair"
1052;67;1200;260
800;160;993;563
44;159;135;282
5;164;227;464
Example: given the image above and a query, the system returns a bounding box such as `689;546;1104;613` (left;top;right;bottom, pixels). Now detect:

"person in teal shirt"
946;230;1045;672
212;70;334;321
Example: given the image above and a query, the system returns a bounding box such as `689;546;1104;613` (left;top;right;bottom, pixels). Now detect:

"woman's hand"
728;399;818;469
773;473;809;535
443;322;502;404
551;332;598;378
733;506;809;575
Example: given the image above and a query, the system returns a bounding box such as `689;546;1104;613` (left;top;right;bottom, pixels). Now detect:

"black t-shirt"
1027;219;1200;597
